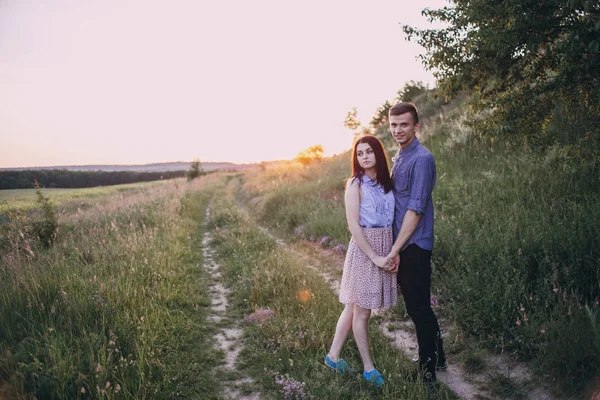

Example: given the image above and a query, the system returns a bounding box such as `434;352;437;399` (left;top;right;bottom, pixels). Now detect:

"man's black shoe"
407;369;437;386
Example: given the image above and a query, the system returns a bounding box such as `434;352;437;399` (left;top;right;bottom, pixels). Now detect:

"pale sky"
0;0;449;167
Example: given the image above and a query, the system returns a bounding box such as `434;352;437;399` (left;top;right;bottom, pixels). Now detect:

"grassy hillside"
240;104;600;396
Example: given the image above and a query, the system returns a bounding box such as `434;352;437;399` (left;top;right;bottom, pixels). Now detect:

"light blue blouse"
357;175;395;228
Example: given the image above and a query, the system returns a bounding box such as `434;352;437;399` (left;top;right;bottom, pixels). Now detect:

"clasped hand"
372;253;400;273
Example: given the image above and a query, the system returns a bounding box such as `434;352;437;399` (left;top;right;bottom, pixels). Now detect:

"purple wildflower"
244;307;274;326
332;243;347;255
318;236;330;246
272;372;308;399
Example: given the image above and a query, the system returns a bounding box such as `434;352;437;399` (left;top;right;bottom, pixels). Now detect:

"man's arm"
387;155;434;260
389;210;421;257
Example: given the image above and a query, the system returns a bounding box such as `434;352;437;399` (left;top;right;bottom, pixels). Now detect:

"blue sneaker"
363;369;384;387
324;354;350;373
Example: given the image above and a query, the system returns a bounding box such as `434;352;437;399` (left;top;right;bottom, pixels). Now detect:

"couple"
324;102;446;387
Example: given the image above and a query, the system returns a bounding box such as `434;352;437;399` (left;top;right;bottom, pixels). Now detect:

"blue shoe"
324;354;350;373
363;369;384;387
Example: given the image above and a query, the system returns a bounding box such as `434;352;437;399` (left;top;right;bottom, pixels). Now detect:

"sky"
0;0;449;167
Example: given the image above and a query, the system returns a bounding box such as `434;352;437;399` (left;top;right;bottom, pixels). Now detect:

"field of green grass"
0;180;171;215
0;177;224;399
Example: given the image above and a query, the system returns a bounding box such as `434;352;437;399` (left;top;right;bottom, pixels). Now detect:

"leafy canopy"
403;0;600;146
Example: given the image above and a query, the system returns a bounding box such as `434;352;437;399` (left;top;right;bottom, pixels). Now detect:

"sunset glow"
0;0;448;168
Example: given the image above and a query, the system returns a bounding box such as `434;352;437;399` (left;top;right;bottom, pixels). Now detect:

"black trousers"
397;244;446;375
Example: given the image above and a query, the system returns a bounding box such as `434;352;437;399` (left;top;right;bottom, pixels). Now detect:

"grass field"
0;177;225;399
0;180;172;215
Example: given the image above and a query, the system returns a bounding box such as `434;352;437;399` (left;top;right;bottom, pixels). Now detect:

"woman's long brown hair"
349;135;393;193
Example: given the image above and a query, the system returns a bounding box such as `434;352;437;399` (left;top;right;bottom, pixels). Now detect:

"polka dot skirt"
339;227;397;309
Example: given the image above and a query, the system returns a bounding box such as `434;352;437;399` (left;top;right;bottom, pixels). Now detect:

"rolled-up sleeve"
407;155;435;215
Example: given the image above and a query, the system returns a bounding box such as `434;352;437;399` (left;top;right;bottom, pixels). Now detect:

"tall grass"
241;121;600;395
208;187;456;399
0;179;221;399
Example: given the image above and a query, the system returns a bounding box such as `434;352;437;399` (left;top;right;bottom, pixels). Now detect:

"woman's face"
356;142;376;170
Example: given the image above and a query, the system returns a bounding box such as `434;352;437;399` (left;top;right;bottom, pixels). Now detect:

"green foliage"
370;100;393;129
370;82;430;129
403;0;600;151
30;179;58;247
187;159;203;181
397;80;429;103
343;107;361;131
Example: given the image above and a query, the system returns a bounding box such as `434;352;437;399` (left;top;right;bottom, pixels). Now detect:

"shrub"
30;180;58;247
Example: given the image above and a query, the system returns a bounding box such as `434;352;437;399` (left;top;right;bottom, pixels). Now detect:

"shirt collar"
392;136;420;164
401;136;420;154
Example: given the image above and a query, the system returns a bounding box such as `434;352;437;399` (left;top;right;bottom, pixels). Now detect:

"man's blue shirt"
391;137;436;251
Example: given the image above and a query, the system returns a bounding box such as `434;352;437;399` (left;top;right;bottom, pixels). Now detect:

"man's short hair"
389;102;419;124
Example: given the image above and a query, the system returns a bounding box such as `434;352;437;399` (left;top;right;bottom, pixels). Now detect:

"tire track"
202;207;261;400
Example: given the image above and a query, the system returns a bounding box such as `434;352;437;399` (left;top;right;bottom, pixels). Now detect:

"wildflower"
318;236;330;246
529;294;533;301
523;312;528;322
105;381;111;389
519;304;525;312
540;328;545;334
244;308;275;326
430;296;440;309
115;383;121;393
80;387;86;394
272;372;308;399
553;286;559;293
332;243;347;255
515;318;521;326
297;330;305;339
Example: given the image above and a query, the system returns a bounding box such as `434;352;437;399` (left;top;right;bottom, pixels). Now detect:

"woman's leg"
328;304;354;361
352;304;374;372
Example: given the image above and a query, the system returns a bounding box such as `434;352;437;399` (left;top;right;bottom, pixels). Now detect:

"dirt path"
202;207;261;400
262;229;556;400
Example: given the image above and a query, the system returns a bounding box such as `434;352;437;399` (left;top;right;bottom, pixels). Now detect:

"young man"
386;102;446;384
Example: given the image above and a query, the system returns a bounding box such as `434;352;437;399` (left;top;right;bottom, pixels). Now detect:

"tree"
343;107;362;131
397;80;429;103
403;0;600;147
187;159;203;181
370;100;393;129
295;145;325;167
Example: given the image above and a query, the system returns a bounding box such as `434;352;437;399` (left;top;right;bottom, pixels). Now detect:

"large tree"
404;0;600;147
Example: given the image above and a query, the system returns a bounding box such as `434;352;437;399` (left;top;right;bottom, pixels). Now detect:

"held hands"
387;254;400;274
371;255;391;270
371;254;400;273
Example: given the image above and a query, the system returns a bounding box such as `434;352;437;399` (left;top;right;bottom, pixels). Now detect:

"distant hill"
0;161;255;173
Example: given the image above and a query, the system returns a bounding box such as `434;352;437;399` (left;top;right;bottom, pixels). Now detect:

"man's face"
390;113;419;149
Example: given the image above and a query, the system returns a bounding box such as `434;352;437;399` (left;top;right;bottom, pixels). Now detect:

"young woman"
324;135;398;387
